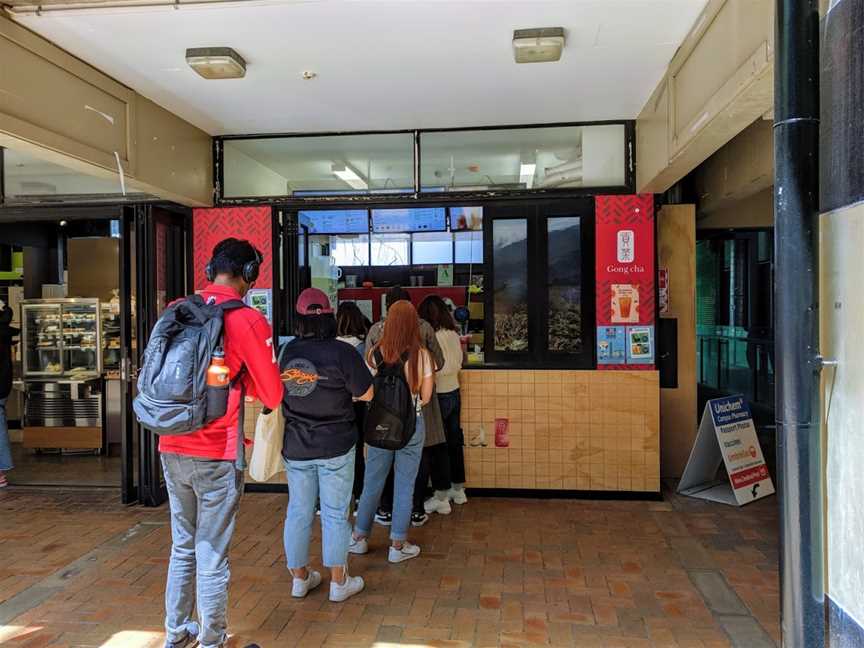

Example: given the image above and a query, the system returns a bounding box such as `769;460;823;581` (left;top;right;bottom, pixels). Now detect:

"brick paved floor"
0;485;779;648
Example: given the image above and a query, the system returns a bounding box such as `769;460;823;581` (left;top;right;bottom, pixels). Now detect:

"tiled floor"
0;485;779;647
6;443;123;487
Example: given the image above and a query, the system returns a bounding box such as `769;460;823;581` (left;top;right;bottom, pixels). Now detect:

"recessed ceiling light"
513;27;565;64
186;47;246;79
331;163;368;190
519;163;537;189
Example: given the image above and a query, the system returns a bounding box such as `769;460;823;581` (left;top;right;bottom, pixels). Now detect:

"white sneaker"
424;497;452;515
329;574;365;602
388;542;421;563
348;537;368;555
449;488;468;505
291;570;322;598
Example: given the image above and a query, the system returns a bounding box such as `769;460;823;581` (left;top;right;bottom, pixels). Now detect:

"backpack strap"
219;299;247;312
235;379;247;471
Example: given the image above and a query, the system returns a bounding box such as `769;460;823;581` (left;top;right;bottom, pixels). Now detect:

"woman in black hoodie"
0;301;18;487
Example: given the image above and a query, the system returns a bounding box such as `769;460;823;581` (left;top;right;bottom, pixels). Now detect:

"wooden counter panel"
459;370;660;492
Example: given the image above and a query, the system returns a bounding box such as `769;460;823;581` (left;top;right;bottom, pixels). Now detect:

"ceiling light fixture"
185;47;246;80
513;27;565;64
331;163;368;190
519;163;537;189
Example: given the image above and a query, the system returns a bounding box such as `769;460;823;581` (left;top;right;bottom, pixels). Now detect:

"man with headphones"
159;238;283;648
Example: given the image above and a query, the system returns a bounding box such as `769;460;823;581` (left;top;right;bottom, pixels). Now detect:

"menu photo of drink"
611;284;640;323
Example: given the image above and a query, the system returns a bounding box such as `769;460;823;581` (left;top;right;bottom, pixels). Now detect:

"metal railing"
697;333;774;406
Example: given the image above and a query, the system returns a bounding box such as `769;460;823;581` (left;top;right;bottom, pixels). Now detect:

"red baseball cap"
296;287;334;315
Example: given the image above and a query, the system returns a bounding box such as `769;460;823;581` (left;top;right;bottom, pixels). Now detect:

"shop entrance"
0;203;189;504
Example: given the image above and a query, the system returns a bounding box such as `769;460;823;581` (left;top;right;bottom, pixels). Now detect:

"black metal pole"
774;1;824;647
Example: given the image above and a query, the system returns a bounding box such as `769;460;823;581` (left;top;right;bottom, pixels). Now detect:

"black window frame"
483;197;595;369
213;120;635;205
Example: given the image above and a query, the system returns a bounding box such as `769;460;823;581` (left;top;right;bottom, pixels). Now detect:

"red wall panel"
192;207;272;290
595;194;656;370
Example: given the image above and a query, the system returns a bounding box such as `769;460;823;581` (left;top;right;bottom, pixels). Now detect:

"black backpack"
364;350;418;450
133;295;246;436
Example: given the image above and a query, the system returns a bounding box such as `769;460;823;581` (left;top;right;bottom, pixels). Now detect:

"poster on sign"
678;395;775;506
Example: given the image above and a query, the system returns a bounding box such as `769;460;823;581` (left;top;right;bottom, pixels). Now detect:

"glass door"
135;204;191;506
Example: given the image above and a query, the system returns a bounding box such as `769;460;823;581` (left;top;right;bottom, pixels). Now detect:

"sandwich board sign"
678;395;775;506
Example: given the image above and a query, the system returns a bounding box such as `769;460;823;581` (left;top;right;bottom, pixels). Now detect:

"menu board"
299;210;369;234
371;208;446;233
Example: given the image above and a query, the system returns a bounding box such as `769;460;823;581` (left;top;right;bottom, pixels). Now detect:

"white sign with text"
678;395;775;506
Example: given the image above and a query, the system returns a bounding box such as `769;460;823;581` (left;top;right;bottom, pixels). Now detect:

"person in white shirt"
418;296;467;514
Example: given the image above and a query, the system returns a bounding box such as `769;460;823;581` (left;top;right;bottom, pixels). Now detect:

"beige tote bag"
249;343;288;482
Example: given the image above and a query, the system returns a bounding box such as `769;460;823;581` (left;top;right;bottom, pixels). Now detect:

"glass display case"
21;299;103;378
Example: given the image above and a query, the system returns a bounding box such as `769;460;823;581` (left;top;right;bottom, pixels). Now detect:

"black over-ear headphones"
205;248;263;284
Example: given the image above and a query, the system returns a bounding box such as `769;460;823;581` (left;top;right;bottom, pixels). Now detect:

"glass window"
3;148;136;199
412;232;453;264
547;217;582;353
492;219;529;351
331;235;369;267
420;124;625;192
223;133;414;197
454;231;483;264
371;233;410;266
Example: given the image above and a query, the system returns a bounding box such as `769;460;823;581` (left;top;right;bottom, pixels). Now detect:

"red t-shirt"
158;284;283;461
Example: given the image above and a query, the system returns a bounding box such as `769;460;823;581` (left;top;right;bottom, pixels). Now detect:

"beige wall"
658;205;697;478
637;0;774;194
820;202;864;628
0;13;212;206
697;187;774;230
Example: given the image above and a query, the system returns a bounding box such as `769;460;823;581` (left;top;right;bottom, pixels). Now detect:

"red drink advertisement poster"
595;195;655;369
494;418;510;448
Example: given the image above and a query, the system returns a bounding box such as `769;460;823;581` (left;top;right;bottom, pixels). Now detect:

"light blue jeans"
283;447;355;569
355;414;426;542
0;397;12;471
161;453;243;648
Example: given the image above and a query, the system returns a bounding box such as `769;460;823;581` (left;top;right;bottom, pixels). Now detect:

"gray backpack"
133;295;246;435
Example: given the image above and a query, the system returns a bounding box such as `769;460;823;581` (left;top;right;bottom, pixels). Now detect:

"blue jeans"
161;453;243;648
283;448;355;569
0;397;12;471
355;414;426;542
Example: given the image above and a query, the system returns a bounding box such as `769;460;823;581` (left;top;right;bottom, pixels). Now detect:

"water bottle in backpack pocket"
363;351;418;450
133;295;246;435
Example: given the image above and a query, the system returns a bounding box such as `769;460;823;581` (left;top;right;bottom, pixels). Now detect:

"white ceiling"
14;0;708;136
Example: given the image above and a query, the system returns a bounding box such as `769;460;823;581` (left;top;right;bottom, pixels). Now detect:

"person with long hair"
335;301;370;500
365;286;445;527
280;288;374;602
418;296;467;514
350;301;434;563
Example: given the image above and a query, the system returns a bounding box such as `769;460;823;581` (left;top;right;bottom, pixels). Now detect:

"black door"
135;204;191;506
277;208;304;339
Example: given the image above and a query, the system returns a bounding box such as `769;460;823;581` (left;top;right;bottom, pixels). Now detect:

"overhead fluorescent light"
519;163;537;189
186;47;246;79
331;163;369;190
513;27;565;64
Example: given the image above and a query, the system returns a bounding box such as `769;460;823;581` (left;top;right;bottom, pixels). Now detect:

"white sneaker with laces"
448;488;468;505
423;497;452;515
349;537;368;555
388;542;421;563
329;574;365;602
291;570;322;598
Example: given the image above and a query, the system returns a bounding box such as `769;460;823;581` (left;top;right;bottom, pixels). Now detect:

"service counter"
243;368;661;494
459;368;660;493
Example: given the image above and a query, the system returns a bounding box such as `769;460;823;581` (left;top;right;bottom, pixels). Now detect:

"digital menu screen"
371;208;447;233
298;210;369;234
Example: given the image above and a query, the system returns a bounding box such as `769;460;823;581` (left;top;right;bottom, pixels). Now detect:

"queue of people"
152;238;466;648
